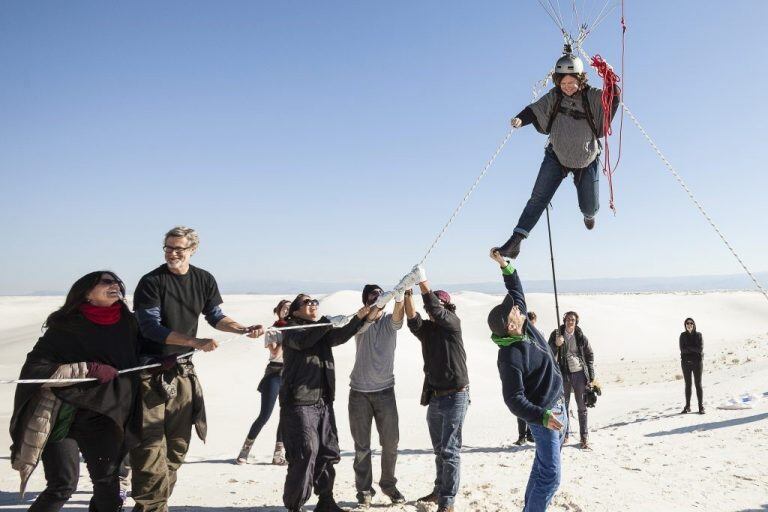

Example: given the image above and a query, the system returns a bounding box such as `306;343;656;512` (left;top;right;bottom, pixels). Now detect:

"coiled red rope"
590;54;622;213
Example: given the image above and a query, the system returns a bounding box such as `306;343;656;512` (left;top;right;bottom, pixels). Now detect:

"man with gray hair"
130;226;264;511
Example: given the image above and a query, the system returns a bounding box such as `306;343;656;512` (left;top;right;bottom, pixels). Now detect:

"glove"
86;362;119;384
374;291;395;309
394;288;405;303
326;315;352;328
396;265;427;290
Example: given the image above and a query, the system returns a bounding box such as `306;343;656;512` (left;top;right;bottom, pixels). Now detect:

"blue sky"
1;1;767;294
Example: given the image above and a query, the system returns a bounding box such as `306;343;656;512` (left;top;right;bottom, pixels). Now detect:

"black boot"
495;232;525;259
698;406;705;415
513;435;526;446
583;216;595;230
681;405;690;414
315;495;348;512
417;491;439;504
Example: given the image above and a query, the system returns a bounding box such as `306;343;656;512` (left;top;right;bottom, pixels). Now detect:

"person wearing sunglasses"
404;267;469;512
280;294;375;512
130;226;264;512
347;285;407;508
679;318;704;414
10;271;142;511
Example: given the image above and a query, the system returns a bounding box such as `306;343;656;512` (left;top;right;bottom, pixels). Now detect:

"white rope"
620;103;768;303
1;320;344;385
417;128;515;266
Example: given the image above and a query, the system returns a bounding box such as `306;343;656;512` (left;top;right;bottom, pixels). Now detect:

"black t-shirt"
133;264;223;355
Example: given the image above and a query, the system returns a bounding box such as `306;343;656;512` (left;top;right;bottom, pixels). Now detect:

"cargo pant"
130;368;195;512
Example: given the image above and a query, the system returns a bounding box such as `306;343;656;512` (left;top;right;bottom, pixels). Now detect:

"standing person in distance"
348;285;407;508
131;226;264;512
236;299;292;465
548;311;595;449
404;266;469;512
10;271;142;512
487;250;566;512
679;318;704;414
280;294;376;512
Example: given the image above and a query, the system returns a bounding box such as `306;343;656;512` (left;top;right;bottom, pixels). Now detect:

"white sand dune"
0;291;766;511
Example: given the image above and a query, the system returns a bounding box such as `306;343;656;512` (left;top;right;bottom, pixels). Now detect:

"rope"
1;320;341;385
621;103;768;303
417;128;515;266
590;54;621;213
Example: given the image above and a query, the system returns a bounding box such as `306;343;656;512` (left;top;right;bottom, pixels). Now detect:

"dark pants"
563;371;589;440
682;358;703;409
247;372;282;442
281;400;340;510
426;390;469;508
517;418;531;439
514;145;600;237
30;409;124;512
348;388;399;497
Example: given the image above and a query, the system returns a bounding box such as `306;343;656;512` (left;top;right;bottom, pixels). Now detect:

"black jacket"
279;315;364;406
548;325;595;381
679;331;703;361
407;292;469;397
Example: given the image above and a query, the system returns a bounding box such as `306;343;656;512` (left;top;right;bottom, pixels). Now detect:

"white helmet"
555;53;584;74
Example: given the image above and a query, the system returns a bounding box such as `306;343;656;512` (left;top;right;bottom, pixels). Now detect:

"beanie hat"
434;290;451;305
362;284;383;305
487;304;509;337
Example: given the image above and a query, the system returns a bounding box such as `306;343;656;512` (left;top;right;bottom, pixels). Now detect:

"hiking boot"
681;406;691;414
356;490;375;509
272;442;287;465
235;437;254;465
417;491;439;504
579;437;591;450
315;496;348;512
437;506;455;512
513;435;526;446
698;406;706;415
526;431;535;443
383;488;406;504
583;216;595;230
494;232;525;259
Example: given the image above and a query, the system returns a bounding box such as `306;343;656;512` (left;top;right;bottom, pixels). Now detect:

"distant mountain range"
15;272;768;296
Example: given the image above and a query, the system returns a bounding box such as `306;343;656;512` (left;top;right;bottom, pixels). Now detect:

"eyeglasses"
99;278;122;286
301;299;319;307
163;245;193;255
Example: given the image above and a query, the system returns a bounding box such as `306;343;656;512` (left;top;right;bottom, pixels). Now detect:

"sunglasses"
163;245;193;255
685;322;694;325
301;299;319;307
99;278;122;286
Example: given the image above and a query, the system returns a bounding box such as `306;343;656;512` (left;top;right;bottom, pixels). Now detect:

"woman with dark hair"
236;299;291;465
680;318;704;414
494;50;621;259
9;271;143;512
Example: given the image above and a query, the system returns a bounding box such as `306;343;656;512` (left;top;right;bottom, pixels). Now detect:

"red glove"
86;362;119;384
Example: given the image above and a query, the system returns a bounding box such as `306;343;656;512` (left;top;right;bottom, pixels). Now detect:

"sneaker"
494;232;525;259
417;491;439;504
236;438;254;465
383;488;406;504
681;406;691;414
513;436;526;446
315;496;348;512
583;216;595;230
272;442;287;465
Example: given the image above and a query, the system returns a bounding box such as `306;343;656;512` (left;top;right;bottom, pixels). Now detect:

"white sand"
1;291;767;511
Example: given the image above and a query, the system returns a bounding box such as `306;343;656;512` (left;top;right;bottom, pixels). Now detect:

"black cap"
362;284;383;305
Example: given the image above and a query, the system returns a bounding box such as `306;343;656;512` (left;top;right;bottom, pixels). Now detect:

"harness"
545;85;600;140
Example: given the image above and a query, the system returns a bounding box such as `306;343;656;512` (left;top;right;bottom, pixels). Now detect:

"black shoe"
698;406;706;415
417;491;439;504
315;496;347;512
356;492;372;509
494;232;525;259
383;488;406;504
437;506;455;512
681;406;690;414
526;431;534;443
584;216;595;230
513;436;526;446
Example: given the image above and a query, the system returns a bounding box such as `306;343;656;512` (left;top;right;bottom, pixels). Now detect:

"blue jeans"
515;145;600;237
426;390;469;507
524;400;568;512
247;371;282;441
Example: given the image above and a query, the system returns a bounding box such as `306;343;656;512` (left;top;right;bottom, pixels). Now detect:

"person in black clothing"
404;266;468;512
10;271;142;512
280;293;374;512
513;312;539;446
486;250;566;511
547;311;595;449
679;317;704;414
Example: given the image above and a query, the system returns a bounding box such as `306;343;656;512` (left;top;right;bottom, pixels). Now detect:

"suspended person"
131;226;264;512
280;294;376;512
348;285;407;508
403;266;469;512
10;271;143;512
513;311;540;446
548;311;595;449
679;318;704;414
236;299;292;465
486;250;566;512
494;50;621;259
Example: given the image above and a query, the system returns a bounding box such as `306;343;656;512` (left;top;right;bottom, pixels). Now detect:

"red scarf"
79;302;123;325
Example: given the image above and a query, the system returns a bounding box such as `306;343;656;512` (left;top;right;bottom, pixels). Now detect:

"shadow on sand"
645;412;768;437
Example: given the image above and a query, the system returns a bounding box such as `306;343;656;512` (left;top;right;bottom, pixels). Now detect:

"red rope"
590;54;621;213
